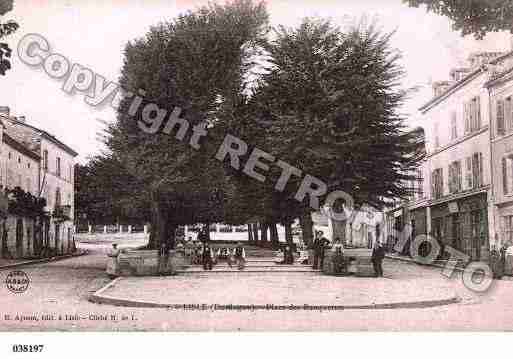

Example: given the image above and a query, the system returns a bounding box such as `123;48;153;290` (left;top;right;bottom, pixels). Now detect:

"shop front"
431;193;489;261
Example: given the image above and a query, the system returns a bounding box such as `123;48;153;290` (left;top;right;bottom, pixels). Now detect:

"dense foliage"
404;0;513;39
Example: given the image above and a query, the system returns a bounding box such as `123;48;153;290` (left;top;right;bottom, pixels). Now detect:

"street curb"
88;277;461;310
0;251;88;270
385;254;466;273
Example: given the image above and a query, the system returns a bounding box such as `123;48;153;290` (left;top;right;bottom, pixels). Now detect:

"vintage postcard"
0;0;512;345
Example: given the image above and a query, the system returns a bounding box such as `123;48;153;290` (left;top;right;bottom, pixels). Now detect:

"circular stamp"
5;270;30;294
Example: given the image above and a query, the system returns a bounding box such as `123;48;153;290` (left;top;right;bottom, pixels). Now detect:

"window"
55;187;61;208
503;156;513;196
504;216;513;245
448;160;462;194
27;162;30;168
473;96;481;130
464;96;481;134
56;157;61;177
497;99;505;136
6;169;12;188
434;122;440;148
432;168;444;199
43;150;48;171
465;157;473;189
503;158;509;195
45;186;51;207
8;152;11;160
416;168;424;199
472;152;484;189
451;111;458;140
506;97;513;133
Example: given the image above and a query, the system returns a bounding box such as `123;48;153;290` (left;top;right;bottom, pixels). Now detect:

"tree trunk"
260;222;269;243
331;218;346;244
270;223;279;249
248;223;253;242
299;211;314;249
148;196;175;250
205;222;211;241
252;222;259;244
284;221;293;245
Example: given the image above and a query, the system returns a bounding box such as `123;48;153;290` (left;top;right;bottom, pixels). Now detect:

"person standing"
202;243;214;270
278;245;294;265
331;237;346;275
372;240;385;277
233;242;246;270
198;227;209;243
313;231;330;270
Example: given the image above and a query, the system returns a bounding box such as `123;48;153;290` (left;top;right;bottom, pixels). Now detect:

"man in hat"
202;243;214;270
313;231;330;270
371;240;385;277
233;242;246;270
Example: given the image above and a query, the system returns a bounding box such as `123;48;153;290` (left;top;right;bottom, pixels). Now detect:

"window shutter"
457;161;462;191
477;152;484;187
431;171;436;198
506;97;512;133
474;96;481;130
466;157;473;189
470;99;475;132
498;99;505;135
503;158;509;195
451;112;457;140
464;102;470;134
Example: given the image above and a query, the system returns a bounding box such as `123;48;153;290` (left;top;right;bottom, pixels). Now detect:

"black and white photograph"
1;0;513;353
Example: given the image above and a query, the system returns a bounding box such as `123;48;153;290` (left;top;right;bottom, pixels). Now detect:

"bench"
107;250;189;277
322;248;375;277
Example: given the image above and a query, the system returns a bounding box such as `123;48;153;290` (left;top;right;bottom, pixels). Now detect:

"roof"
0;114;78;157
419;51;513;113
2;133;41;161
485;65;513;89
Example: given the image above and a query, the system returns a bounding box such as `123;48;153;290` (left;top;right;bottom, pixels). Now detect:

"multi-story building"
487;64;513;249
385;50;513;262
0;107;77;258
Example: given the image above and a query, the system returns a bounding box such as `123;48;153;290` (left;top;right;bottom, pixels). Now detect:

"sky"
1;0;512;162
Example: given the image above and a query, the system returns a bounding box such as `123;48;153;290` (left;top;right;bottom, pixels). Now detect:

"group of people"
311;230;385;277
177;228;247;271
199;242;246;270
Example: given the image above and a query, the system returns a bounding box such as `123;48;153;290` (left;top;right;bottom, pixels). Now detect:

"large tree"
250;19;424;243
404;0;513;39
106;0;269;249
0;0;19;76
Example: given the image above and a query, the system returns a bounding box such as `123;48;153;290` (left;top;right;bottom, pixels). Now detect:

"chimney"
0;106;9;117
449;68;471;82
468;52;505;70
432;81;452;97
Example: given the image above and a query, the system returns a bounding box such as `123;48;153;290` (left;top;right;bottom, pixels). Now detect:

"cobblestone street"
1;241;513;331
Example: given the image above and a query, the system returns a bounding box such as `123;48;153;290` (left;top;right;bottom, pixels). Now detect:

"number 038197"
12;345;44;353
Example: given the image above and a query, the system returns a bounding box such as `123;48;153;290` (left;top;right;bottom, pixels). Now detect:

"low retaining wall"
107;250;189;277
322;248;375;276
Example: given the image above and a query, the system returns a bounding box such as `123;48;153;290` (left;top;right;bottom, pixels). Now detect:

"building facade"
0;108;77;258
487;65;513;249
385;51;513;262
